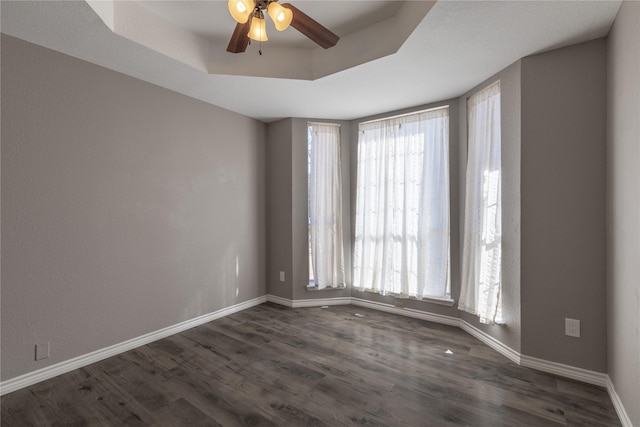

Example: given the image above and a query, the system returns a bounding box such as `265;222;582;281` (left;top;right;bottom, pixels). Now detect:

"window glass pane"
459;81;502;324
353;107;450;299
308;123;345;289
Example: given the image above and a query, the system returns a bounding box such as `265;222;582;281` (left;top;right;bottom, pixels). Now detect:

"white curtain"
459;81;502;324
353;107;450;299
308;123;345;289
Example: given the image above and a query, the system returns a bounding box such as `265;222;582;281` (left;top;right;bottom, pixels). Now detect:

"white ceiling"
1;0;622;123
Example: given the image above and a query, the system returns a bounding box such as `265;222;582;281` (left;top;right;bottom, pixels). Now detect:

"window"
308;123;345;289
459;81;502;324
353;107;450;299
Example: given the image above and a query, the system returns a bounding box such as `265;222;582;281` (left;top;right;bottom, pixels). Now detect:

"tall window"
353;107;450;299
308;123;345;289
459;81;502;324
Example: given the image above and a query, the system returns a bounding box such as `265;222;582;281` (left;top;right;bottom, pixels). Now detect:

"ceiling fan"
226;0;340;53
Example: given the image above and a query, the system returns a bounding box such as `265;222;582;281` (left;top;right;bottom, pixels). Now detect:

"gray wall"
1;35;266;381
458;61;522;353
606;1;640;424
520;39;607;372
265;118;351;301
266;118;294;299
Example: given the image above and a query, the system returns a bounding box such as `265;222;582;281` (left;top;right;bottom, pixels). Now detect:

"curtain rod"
359;105;449;125
307;121;340;127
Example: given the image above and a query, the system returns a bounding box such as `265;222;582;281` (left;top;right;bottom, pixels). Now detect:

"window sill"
348;288;455;307
419;296;455;307
306;283;347;292
395;295;455;307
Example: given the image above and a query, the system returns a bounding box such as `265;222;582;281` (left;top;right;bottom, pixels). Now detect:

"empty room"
1;0;638;425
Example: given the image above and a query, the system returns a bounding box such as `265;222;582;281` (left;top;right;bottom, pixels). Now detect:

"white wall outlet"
279;271;285;282
565;318;580;338
35;342;50;360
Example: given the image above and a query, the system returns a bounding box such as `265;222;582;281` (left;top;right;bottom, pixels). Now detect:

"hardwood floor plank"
389;383;544;427
151;335;325;426
158;397;222;427
1;303;622;426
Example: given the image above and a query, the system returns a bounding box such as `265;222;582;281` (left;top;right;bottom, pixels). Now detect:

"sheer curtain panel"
353;107;450;299
308;123;345;289
459;81;502;324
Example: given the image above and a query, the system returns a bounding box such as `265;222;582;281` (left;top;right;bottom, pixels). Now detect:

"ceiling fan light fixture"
248;10;268;41
267;2;293;31
228;0;255;24
226;0;340;54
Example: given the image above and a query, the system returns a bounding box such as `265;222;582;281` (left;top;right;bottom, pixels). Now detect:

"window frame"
353;106;453;303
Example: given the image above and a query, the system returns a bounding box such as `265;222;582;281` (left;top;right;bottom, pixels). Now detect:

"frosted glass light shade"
248;14;268;41
267;2;293;31
228;0;254;24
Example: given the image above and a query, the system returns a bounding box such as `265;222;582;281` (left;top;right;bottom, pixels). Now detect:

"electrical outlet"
35;342;50;361
279;271;285;282
394;299;405;309
565;318;580;338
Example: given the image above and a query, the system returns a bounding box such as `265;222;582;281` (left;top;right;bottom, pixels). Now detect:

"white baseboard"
351;297;460;327
606;376;634;427
0;296;267;396
266;294;294;307
459;321;521;364
267;294;351;308
292;297;352;308
519;354;608;387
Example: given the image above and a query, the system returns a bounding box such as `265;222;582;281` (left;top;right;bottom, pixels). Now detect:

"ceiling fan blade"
281;3;339;49
227;21;251;53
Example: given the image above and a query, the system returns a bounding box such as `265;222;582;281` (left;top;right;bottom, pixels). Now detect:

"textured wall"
520;39;607;372
606;1;640;424
1;35;266;381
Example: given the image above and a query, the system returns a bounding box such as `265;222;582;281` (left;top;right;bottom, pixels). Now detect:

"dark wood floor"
2;303;621;426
